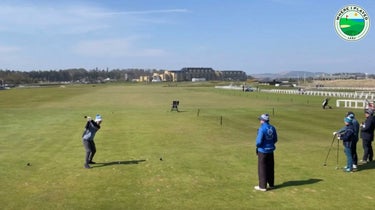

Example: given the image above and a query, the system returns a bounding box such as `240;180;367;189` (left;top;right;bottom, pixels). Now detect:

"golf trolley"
323;133;340;169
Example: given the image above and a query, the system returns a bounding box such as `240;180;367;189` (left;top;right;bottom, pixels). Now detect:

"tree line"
0;68;164;85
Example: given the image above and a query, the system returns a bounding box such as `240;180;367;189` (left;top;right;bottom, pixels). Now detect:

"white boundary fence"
261;89;375;109
261;89;375;100
336;99;367;109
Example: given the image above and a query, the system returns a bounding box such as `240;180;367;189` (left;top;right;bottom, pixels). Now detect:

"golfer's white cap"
258;113;269;122
95;114;102;122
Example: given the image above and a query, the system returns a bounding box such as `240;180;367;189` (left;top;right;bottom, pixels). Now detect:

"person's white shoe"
254;186;267;192
353;164;357;169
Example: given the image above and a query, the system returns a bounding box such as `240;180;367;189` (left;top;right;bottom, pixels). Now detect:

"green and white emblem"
334;5;370;41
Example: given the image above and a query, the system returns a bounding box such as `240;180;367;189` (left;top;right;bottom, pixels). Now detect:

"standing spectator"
254;113;278;192
338;116;355;172
347;112;360;169
335;111;360;169
82;114;102;169
360;109;375;164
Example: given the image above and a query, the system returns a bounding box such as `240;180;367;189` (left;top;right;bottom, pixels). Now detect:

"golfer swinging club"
322;98;331;109
82;114;102;169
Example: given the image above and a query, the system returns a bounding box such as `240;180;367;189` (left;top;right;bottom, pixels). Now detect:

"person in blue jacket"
338;116;355;172
334;111;360;169
82;114;102;169
254;113;278;192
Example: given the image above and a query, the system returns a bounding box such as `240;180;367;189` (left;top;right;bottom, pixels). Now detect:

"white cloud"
0;45;24;69
104;9;189;15
0;5;106;34
0;4;189;34
0;45;20;53
72;38;166;57
0;3;186;70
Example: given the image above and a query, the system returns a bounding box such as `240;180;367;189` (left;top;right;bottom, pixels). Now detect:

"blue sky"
0;0;374;74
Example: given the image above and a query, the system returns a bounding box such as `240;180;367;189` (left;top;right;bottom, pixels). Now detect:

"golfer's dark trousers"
258;152;274;189
362;139;373;161
83;140;96;164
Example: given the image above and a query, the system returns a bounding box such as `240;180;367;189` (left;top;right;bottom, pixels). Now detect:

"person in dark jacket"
338;116;355;172
348;112;360;169
254;113;278;192
335;111;360;169
360;109;375;164
82;114;102;169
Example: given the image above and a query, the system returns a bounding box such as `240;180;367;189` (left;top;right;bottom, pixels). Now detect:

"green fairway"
0;84;374;210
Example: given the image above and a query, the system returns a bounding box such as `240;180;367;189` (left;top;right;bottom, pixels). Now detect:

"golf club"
323;133;338;167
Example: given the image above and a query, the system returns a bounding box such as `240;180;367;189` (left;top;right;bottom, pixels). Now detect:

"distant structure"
163;67;247;82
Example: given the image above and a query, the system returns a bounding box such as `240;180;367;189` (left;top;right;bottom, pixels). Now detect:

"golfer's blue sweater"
256;122;278;153
82;120;101;141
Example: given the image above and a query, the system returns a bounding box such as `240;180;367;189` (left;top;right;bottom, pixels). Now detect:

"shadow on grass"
92;159;146;168
276;178;323;189
170;110;188;113
358;161;375;171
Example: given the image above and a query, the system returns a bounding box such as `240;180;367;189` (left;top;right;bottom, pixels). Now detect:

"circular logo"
334;5;370;41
